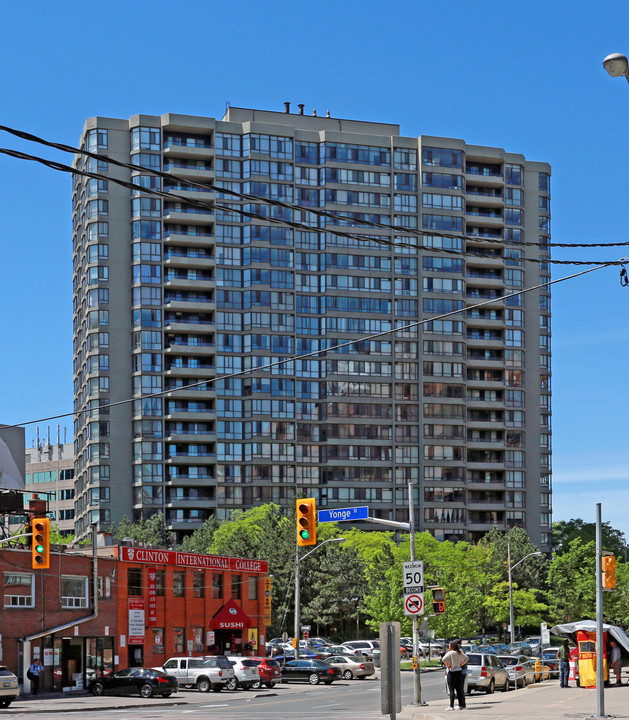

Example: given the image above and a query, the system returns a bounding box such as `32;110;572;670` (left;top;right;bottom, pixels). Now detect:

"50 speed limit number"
403;561;424;615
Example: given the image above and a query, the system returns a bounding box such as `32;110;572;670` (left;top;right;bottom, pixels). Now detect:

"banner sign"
147;567;157;626
128;598;145;644
120;547;268;574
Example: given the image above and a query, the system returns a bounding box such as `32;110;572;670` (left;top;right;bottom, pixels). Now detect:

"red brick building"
0;544;270;692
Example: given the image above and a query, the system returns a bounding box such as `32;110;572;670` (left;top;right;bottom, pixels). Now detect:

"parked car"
459;644;479;654
243;657;282;689
324;654;375;680
273;647;322;663
541;649;560;678
465;652;510;694
508;641;532;656
89;667;178;698
0;666;19;707
307;637;333;647
493;643;510;655
341;640;380;660
225;657;261;690
281;659;341;685
325;645;365;660
498;654;534;688
157;656;235;692
530;656;551;682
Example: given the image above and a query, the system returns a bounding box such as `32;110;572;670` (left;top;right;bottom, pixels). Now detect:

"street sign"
301;625;311;632
403;561;424;594
318;506;369;523
404;594;424;616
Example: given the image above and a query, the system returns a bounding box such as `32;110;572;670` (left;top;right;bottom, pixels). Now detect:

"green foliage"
177;516;220;553
547;538;596;623
484;580;547;626
480;526;549;590
111;513;173;548
552;519;627;557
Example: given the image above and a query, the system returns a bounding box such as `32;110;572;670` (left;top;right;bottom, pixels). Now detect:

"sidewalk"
399;681;629;720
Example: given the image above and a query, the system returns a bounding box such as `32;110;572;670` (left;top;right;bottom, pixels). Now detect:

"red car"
246;657;282;688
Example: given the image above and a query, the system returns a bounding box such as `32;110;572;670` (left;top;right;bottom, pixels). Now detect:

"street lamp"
603;53;629;83
294;537;345;659
507;542;542;645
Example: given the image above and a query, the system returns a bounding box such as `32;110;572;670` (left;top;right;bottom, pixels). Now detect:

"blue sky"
1;0;628;539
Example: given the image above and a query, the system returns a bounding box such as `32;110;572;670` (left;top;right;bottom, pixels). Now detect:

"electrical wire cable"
0;145;620;267
1;122;627;254
4;258;621;430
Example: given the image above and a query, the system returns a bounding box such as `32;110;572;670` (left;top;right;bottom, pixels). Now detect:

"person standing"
442;640;468;711
610;640;622;686
558;640;570;688
27;658;43;695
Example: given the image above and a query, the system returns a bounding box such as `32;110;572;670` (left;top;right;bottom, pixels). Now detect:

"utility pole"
596;503;604;718
408;480;423;706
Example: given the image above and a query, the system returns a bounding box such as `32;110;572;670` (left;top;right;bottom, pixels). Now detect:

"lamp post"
294;537;345;659
603;53;629;83
507;542;542;645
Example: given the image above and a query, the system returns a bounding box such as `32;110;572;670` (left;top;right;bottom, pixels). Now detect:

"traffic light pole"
408;480;425;707
595;503;604;719
294;537;345;661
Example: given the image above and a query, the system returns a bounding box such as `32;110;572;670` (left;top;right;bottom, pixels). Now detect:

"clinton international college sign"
120;547;269;574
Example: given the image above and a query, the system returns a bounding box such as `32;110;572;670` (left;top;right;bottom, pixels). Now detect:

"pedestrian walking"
27;658;43;695
558;639;570;688
610;640;622;686
442;640;468;711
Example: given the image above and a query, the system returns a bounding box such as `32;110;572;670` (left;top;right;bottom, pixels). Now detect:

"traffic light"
602;555;617;589
296;498;317;546
432;587;446;614
31;517;50;569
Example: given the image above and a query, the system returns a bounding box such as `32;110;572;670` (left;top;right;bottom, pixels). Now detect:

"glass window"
4;573;34;607
193;570;204;598
173;571;185;597
61;576;88;608
422;148;463;168
173;628;184;654
248;576;258;600
212;574;223;599
231;574;241;599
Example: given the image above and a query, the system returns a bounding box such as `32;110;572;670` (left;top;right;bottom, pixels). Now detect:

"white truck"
157;656;235;692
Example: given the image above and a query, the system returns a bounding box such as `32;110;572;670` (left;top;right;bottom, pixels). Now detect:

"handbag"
27;669;35;680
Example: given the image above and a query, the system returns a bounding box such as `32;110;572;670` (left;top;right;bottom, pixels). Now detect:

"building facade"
71;106;552;549
0;545;268;691
4;441;75;537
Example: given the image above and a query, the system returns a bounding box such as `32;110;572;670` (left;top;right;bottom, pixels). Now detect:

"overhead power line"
5;258;623;431
0;123;628;258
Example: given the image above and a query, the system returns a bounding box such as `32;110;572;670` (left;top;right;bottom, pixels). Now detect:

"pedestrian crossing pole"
408;480;426;706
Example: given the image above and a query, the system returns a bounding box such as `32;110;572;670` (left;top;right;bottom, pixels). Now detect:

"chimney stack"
284;101;291;114
312;108;317;116
298;104;305;115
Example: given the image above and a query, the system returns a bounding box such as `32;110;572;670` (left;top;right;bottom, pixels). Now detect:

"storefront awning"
210;599;252;630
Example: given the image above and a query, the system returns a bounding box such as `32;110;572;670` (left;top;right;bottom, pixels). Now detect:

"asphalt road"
2;671;450;720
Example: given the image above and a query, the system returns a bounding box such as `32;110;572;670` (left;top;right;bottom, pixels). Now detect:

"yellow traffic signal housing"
602;555;617;589
432;587;446;614
31;517;50;569
296;498;317;546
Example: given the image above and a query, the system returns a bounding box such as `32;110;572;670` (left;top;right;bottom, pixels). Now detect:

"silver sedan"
324;655;375;680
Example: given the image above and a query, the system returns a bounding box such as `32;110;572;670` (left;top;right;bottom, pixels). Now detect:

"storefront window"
192;627;204;652
174;628;184;654
155;569;165;596
152;628;164;654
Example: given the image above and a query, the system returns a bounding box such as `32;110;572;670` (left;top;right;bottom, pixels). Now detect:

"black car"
89;667;178;698
281;659;341;685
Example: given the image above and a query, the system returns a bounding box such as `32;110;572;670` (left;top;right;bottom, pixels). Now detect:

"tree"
111;513;173;548
484;580;548;628
547;538;596;623
480;526;548;591
177;516;220;553
552;519;627;557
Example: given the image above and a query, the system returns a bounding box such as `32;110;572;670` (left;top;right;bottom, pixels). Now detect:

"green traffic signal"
35;544;44;553
299;529;309;540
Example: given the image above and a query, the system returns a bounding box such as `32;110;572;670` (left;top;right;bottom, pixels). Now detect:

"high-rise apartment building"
71;106;552;550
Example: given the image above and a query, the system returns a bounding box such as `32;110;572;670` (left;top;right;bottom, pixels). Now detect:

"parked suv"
465;652;509;694
341;640;380;660
225;657;261;690
243;656;282;688
157;656;235;692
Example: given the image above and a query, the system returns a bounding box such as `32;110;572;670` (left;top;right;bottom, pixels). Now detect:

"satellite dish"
0;437;24;490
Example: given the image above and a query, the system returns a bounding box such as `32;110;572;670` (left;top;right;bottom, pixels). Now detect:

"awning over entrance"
210;599;252;630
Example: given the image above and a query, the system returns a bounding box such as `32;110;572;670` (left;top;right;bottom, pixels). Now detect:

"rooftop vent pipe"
284;101;291;113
